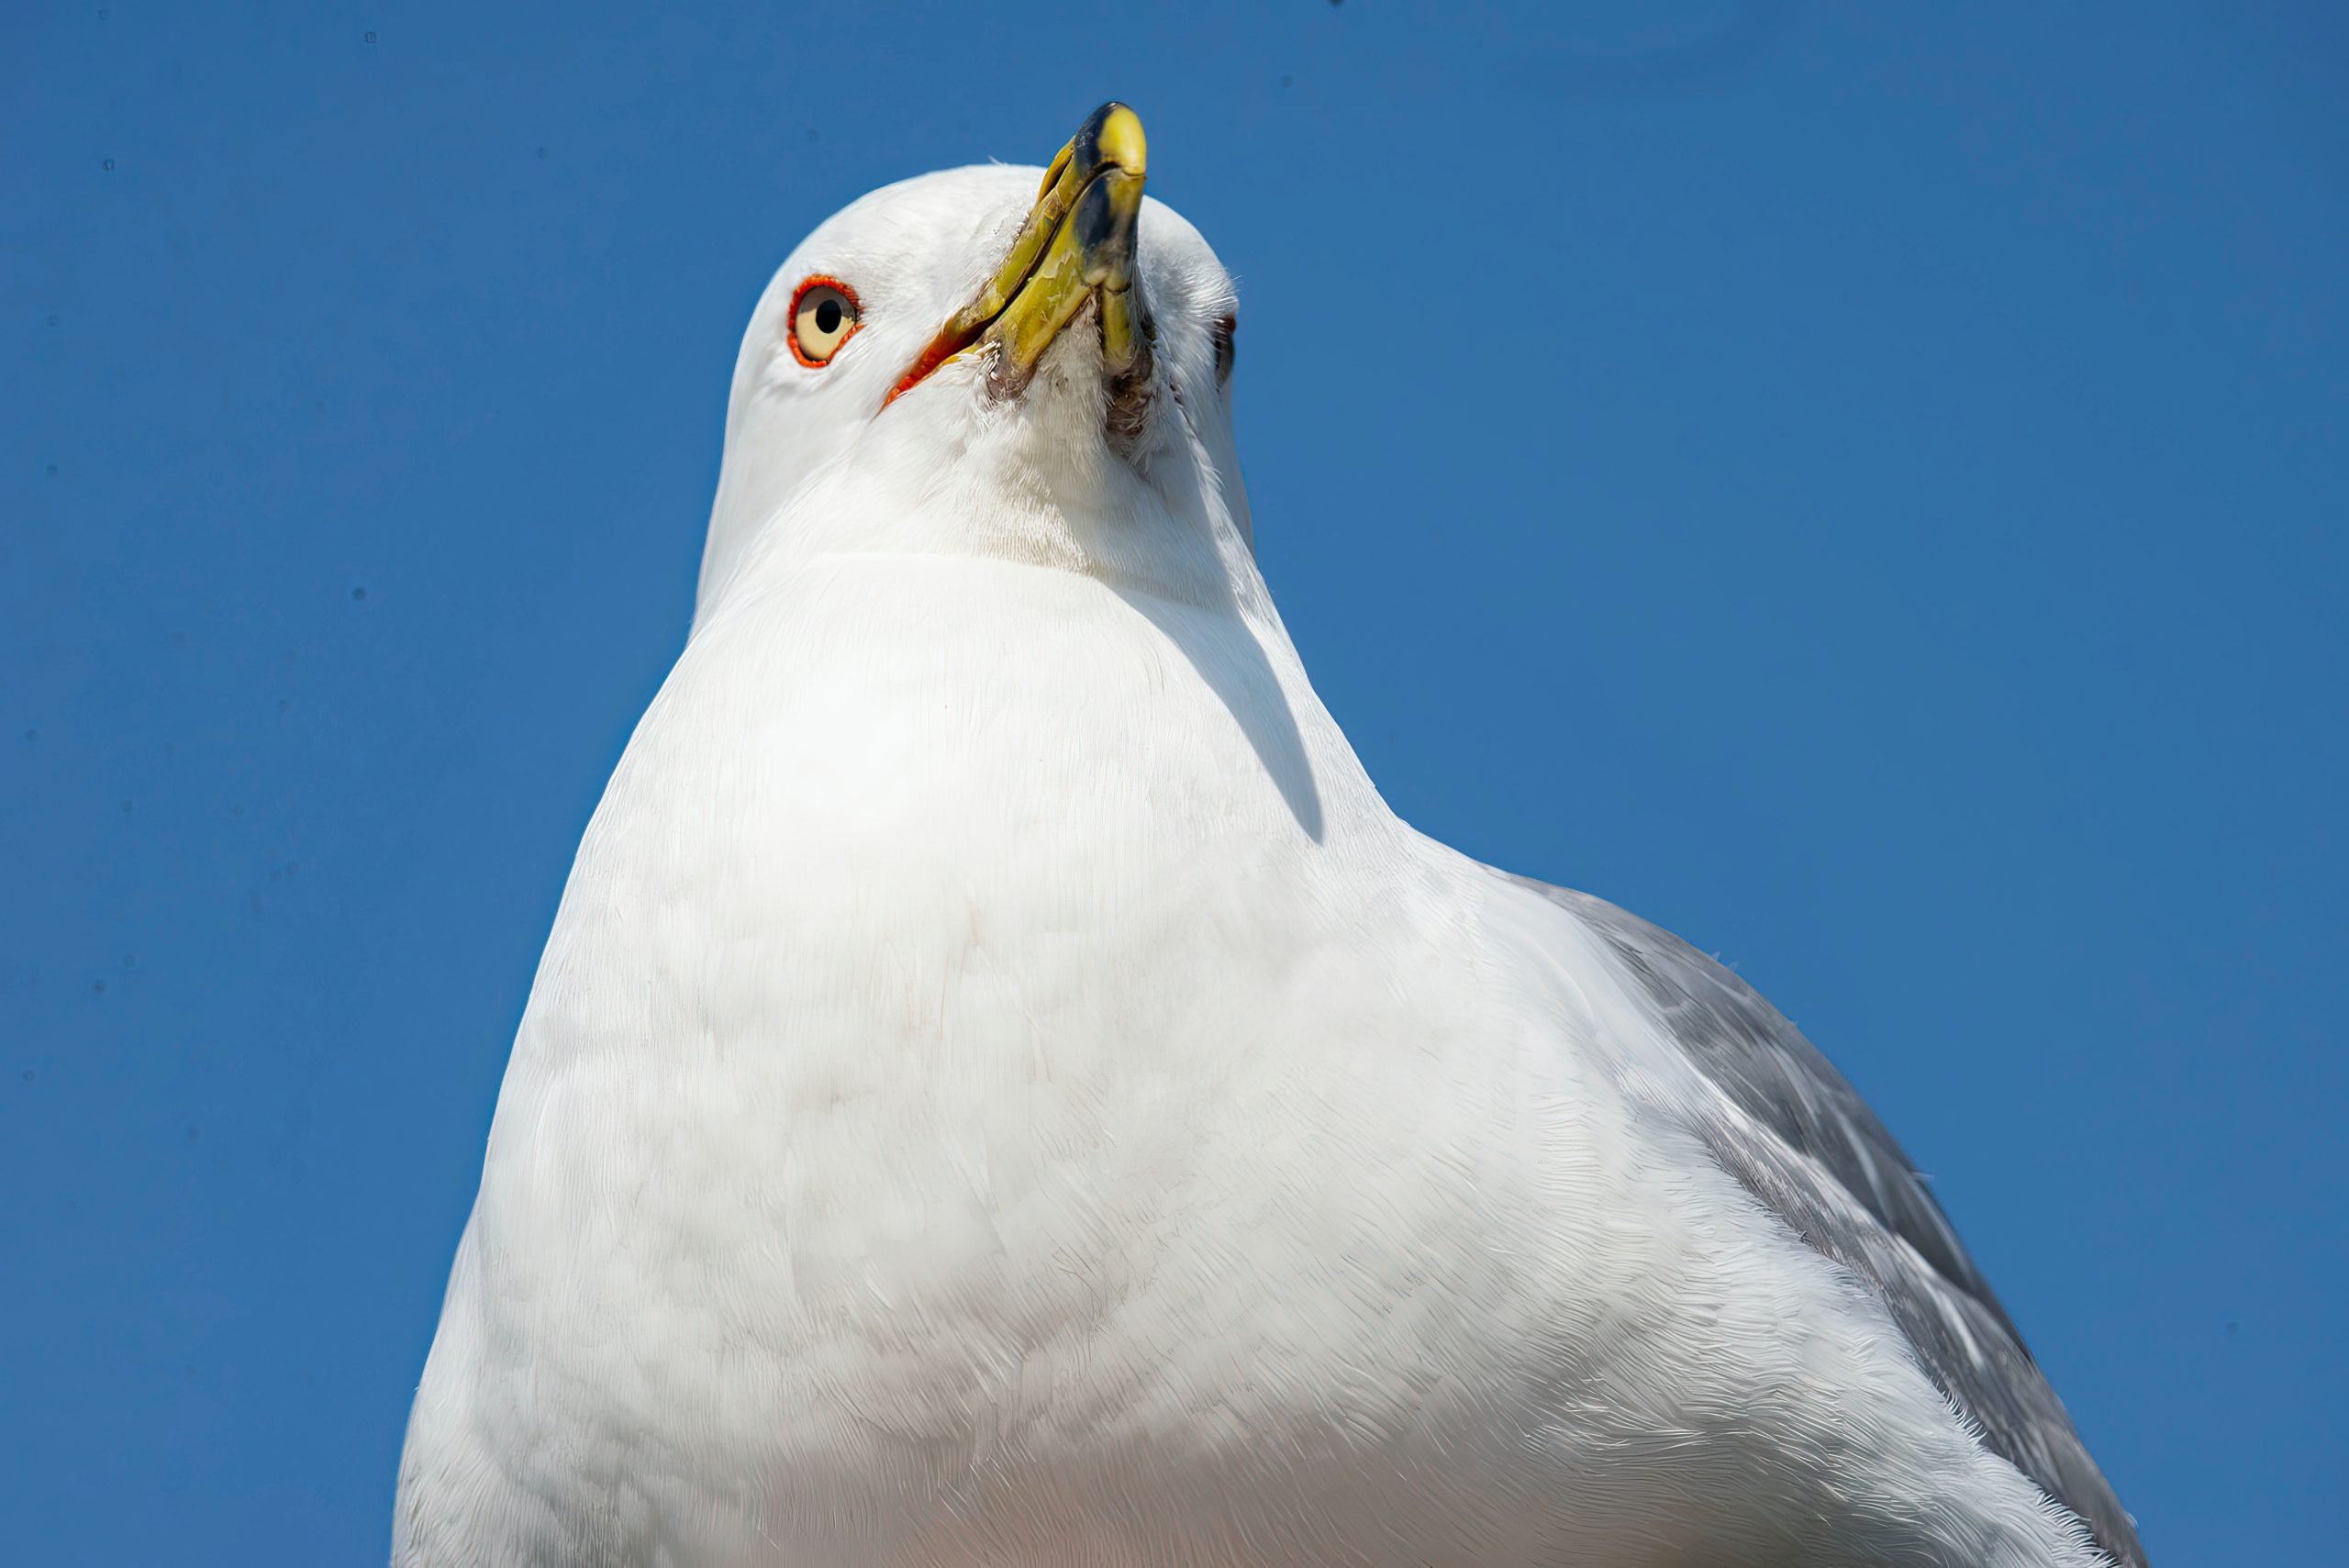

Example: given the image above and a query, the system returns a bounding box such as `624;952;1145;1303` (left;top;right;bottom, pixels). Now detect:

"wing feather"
1513;876;2145;1568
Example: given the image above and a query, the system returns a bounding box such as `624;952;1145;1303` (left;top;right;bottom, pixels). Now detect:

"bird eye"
789;278;861;367
1212;314;1237;386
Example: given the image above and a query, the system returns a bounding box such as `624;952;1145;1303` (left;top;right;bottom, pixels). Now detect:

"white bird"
395;103;2144;1568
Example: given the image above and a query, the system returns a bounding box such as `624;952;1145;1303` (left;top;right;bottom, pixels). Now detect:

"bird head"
696;103;1251;619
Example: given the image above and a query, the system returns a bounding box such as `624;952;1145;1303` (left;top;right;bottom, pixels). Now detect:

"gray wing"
1512;876;2145;1568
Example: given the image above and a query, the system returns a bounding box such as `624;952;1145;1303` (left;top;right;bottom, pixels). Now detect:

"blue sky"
4;3;2343;1562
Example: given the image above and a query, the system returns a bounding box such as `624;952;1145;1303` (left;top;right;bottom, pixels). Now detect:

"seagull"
395;103;2145;1568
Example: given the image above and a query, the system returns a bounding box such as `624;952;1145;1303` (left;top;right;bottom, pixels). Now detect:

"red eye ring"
788;274;863;369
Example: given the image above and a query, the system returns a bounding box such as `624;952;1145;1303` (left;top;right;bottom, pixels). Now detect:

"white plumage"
396;138;2135;1568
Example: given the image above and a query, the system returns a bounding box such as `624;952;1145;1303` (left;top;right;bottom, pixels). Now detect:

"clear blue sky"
4;3;2343;1562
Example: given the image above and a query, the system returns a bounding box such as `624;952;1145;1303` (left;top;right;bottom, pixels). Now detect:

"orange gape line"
884;321;983;408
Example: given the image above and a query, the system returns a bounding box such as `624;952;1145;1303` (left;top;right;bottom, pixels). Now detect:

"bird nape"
393;101;2144;1568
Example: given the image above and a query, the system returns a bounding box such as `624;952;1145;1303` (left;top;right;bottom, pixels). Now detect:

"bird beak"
885;101;1152;408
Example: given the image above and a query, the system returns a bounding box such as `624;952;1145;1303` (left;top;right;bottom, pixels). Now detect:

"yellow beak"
886;102;1151;407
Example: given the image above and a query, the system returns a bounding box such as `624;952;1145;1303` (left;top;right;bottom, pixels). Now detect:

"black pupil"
814;297;842;335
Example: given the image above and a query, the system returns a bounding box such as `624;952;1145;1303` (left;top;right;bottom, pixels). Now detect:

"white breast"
396;552;2107;1568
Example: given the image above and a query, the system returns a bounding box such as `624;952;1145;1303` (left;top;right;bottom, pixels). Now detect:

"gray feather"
1511;876;2145;1568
